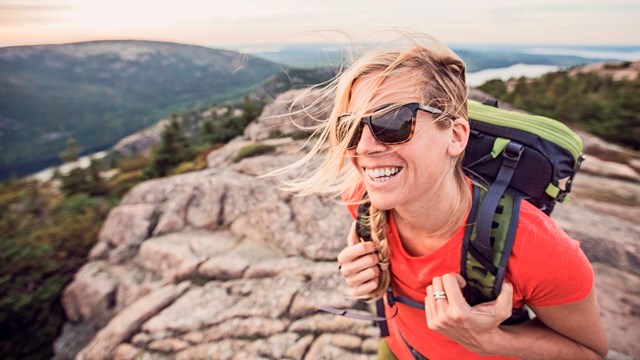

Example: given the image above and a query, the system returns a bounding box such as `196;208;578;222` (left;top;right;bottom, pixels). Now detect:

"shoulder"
508;200;594;307
515;200;578;249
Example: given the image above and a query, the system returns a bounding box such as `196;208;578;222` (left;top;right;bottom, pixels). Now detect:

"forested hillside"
0;40;283;178
478;61;640;150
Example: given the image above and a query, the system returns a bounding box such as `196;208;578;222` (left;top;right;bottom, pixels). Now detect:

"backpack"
319;99;585;356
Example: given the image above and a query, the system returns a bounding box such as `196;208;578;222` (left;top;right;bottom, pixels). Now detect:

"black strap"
387;286;425;311
376;299;390;337
399;330;429;360
316;306;386;322
474;141;523;263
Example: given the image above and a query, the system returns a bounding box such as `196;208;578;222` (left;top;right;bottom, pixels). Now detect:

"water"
467;63;560;87
28;151;109;182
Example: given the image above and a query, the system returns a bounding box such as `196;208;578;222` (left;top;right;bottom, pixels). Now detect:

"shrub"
233;144;276;162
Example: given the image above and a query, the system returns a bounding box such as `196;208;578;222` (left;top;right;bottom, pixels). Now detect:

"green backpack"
320;99;584;354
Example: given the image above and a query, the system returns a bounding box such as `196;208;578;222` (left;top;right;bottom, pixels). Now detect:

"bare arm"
427;274;609;359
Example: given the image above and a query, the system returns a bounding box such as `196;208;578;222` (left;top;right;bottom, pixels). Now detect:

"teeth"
365;167;402;182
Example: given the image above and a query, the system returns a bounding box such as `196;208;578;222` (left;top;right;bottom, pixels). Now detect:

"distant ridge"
0;40;283;178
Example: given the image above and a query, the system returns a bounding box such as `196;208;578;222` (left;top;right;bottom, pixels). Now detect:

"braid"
366;204;391;299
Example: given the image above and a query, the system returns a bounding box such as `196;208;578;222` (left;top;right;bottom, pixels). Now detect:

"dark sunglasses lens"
347;123;362;149
371;106;413;143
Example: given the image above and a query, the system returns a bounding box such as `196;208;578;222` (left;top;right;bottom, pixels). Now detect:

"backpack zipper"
468;100;583;161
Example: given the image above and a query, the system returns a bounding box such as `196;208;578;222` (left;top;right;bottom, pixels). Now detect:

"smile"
364;167;402;182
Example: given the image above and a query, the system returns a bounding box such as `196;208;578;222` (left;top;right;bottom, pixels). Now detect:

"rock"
152;191;194;236
304;334;372;360
115;266;158;309
580;155;640;182
206;138;252;168
88;241;110;260
553;203;640;277
198;238;285;280
199;318;288;343
289;272;361;320
147;338;190;353
289;313;379;338
131;332;152;347
362;338;380;354
289;195;352;260
112;119;169;157
221;170;281;226
223;277;302;319
96;204;156;263
52;322;98;360
141;283;234;335
139;230;239;281
244;88;331;142
248;333;299;359
284;334;314;359
112;343;141;360
593;264;640;358
577;129;640;164
77;282;190;360
62;261;117;326
175;340;251;360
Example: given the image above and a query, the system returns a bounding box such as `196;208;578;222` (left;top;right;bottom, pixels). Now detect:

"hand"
336;221;381;297
425;273;513;355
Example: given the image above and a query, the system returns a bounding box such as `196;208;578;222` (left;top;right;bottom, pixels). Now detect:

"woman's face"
346;73;463;212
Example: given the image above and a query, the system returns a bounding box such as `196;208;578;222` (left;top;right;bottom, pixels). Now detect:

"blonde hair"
274;33;470;299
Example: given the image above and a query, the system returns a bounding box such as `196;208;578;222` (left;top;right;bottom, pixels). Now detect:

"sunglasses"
339;102;454;149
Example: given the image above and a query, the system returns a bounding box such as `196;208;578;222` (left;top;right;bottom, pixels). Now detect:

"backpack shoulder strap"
461;183;523;306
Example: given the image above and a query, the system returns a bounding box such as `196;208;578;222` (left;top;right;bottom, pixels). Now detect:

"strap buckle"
502;142;524;165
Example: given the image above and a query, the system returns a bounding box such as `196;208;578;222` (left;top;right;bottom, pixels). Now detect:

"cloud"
0;1;73;25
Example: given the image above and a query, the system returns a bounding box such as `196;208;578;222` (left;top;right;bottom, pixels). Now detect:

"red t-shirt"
344;184;594;360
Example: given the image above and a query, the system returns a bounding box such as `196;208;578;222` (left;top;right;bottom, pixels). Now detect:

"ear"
447;118;469;156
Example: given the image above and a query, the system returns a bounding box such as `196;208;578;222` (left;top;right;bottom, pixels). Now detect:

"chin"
367;193;396;211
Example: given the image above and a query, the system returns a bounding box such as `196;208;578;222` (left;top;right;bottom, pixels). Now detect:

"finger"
352;278;378;297
345;266;380;288
340;252;379;277
337;241;377;266
451;273;467;289
347;221;359;246
495;281;514;318
442;273;470;320
425;284;436;326
431;276;448;312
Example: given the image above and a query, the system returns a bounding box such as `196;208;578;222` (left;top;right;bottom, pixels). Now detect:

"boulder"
580;155;640;183
76;282;190;360
62;261;117;327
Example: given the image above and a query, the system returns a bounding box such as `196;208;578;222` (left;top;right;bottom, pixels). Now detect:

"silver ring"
433;291;447;300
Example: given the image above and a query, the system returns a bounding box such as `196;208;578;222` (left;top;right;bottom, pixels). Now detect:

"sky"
1;0;639;49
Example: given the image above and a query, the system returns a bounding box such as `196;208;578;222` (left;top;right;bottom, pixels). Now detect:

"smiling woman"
274;32;609;359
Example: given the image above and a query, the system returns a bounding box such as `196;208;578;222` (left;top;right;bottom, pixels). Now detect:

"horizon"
2;38;639;63
1;0;638;48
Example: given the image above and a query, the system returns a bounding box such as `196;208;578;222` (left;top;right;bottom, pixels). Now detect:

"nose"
355;123;387;155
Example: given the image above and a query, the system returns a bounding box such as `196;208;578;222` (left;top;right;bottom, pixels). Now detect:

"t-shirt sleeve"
509;203;594;307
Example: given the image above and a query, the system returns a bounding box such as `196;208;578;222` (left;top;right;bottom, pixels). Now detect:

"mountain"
53;89;640;359
247;43;605;71
0;40;283;178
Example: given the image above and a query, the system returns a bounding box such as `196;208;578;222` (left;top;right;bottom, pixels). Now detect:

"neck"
392;174;468;253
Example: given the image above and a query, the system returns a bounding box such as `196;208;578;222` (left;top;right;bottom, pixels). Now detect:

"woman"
282;34;608;359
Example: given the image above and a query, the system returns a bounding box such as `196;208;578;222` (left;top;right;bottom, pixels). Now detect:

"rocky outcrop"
112;120;169;157
55;89;640;359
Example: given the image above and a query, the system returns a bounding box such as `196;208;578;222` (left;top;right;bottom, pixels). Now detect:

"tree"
144;116;194;178
200;117;217;145
59;158;108;197
58;137;82;163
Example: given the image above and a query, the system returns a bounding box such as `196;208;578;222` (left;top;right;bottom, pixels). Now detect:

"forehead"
348;72;422;113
